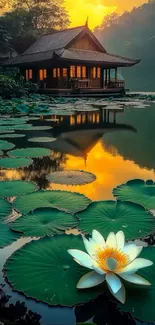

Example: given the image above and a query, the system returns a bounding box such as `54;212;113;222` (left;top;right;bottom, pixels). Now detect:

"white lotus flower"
68;230;153;304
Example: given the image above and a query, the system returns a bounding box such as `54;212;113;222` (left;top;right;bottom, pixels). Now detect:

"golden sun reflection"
49;141;155;200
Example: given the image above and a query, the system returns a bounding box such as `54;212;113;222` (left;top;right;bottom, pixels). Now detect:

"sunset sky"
65;0;148;29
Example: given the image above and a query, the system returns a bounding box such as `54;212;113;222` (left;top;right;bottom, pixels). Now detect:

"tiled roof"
24;26;85;55
59;48;140;66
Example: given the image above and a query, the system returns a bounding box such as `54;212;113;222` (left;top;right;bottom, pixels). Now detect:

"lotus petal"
106;273;122;293
116;231;125;250
77;271;105;289
68;249;93;269
120;273;151;286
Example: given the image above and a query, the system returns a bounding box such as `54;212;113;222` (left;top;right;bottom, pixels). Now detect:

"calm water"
0;101;155;324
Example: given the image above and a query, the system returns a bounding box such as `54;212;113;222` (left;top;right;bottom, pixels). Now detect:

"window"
70;66;76;78
97;67;101;78
77;66;81;78
57;68;60;78
92;67;96;78
43;69;47;78
53;68;60;78
26;70;29;81
39;69;47;81
29;69;32;79
53;68;57;78
26;69;32;80
62;68;67;77
82;66;86;78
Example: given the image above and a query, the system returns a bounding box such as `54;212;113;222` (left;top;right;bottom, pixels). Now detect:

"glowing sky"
65;0;148;29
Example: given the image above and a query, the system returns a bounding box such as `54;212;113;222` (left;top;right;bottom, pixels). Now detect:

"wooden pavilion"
4;21;140;96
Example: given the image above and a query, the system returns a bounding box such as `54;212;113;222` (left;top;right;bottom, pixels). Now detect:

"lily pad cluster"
2;177;155;322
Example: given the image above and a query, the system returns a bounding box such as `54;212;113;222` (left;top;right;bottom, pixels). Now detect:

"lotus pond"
0;93;155;325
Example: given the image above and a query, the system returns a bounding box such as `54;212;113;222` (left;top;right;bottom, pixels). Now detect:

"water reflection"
1;108;155;201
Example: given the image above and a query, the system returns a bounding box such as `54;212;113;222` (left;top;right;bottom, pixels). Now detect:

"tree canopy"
0;0;70;53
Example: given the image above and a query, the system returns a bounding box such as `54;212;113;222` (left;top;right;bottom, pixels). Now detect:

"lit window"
39;69;47;80
53;68;57;78
97;67;101;78
82;66;86;78
43;69;47;78
92;67;96;78
29;69;32;79
82;114;86;123
26;70;29;81
70;66;76;78
39;69;43;81
62;68;67;77
26;69;32;80
77;66;81;78
57;68;60;78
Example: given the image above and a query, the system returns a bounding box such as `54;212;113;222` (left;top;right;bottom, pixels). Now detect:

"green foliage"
0;74;38;98
0;0;70;53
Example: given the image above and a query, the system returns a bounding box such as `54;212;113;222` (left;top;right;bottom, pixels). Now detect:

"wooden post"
101;68;104;88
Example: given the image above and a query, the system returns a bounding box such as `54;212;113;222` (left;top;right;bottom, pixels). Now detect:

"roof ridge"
42;25;86;37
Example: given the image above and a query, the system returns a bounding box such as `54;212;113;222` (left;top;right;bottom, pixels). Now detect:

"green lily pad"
0;140;15;150
9;148;51;158
119;246;155;322
0;157;33;169
0;134;25;138
0;180;36;198
27;126;53;131
0;119;27;125
11;124;33;130
4;235;103;305
0;198;12;221
11;207;79;237
28;137;56;143
0;223;20;248
13;190;91;214
0;129;15;134
46;170;96;186
77;200;155;240
113;179;155;210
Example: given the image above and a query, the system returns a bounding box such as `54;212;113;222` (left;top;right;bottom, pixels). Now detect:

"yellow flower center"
96;247;129;272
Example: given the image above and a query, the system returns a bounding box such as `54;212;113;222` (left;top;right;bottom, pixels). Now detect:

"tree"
0;0;70;53
94;13;119;32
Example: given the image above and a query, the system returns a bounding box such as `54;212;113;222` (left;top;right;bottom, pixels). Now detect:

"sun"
65;0;116;29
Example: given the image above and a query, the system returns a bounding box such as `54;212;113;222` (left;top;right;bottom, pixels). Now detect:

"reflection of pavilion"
41;110;136;164
42;106;124;128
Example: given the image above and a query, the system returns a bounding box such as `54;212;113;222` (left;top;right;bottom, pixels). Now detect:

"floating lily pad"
0;157;33;169
0;180;36;198
0;223;20;248
28;126;53;131
0;133;25;138
0;127;13;133
13;190;91;214
28;137;56;143
77;200;155;240
9;148;51;158
12;124;33;130
0;140;15;150
5;235;103;305
46;170;96;186
113;179;155;210
11;207;79;236
0;198;12;221
119;246;155;321
0;119;27;125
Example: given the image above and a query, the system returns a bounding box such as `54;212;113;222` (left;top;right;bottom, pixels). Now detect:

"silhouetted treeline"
95;0;155;91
